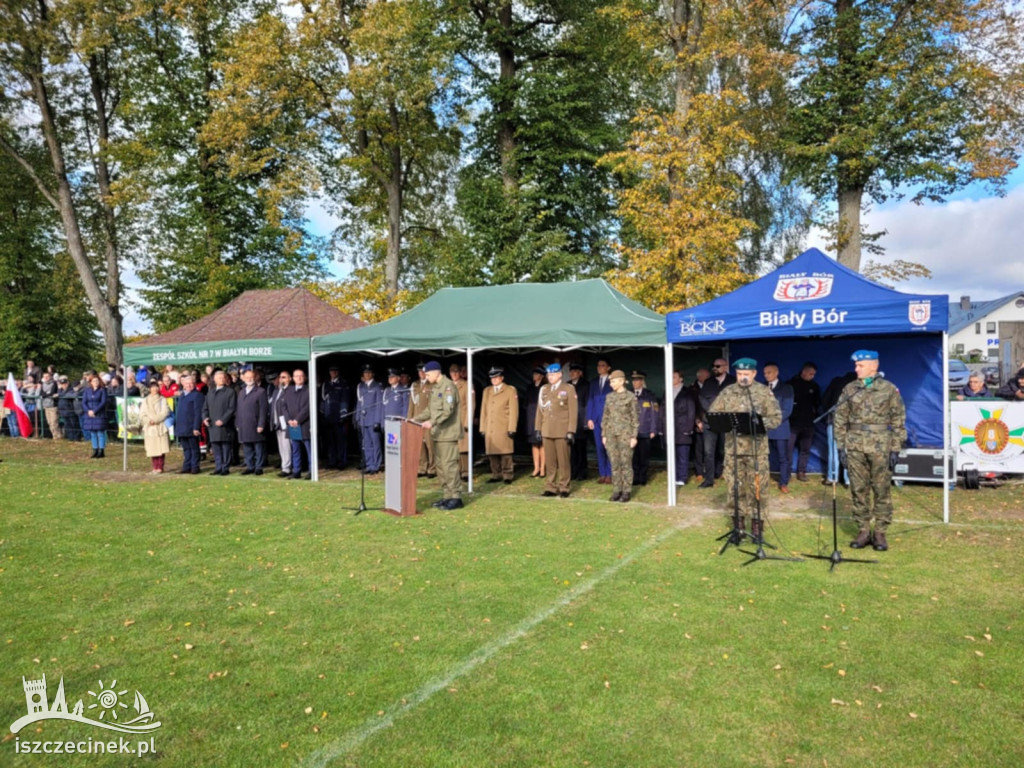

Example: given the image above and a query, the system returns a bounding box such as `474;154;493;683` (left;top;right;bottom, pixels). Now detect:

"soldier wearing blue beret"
833;350;907;551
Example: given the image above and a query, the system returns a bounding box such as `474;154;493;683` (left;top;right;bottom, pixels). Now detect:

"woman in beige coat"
141;380;171;473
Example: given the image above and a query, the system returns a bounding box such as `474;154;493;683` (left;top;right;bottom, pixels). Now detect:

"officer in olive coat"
408;363;436;477
479;366;519;483
420;361;463;509
535;363;578;497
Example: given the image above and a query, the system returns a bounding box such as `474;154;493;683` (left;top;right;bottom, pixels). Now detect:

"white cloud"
806;187;1024;300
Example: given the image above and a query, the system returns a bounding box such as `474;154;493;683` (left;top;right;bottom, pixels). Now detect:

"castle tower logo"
10;674;161;735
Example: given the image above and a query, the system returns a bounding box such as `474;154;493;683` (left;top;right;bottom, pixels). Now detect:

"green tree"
786;0;1024;271
0;148;101;374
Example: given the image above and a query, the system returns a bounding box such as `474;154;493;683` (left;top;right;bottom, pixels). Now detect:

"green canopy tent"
121;288;364;471
310;279;682;504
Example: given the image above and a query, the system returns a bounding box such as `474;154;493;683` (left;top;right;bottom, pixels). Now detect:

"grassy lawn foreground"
0;440;1021;767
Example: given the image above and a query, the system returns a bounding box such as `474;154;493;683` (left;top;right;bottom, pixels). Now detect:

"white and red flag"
3;372;33;437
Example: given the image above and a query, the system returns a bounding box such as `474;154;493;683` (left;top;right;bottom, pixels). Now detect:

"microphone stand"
335;404;383;516
804;382;877;570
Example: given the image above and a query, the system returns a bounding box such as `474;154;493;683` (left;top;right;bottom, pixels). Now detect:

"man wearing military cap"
479;366;519;483
708;358;782;541
421;361;463;509
535;363;578;497
355;364;384;474
382;368;409;422
833;350;906;551
409;362;436;478
567;362;590;480
630;370;660;486
602;370;638;501
320;364;351;470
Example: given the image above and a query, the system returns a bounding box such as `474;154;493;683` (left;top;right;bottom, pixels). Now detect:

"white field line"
305;522;686;767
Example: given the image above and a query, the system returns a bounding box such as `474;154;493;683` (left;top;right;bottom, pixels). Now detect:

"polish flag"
3;372;33;437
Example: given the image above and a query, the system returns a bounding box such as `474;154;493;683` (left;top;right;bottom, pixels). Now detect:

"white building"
948;291;1024;360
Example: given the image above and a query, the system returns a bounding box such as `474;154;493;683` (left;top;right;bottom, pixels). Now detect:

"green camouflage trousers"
721;437;771;520
606;437;634;494
846;450;893;532
434;440;461;500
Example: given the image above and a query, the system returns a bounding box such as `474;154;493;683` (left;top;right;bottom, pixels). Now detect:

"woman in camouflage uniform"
601;370;639;502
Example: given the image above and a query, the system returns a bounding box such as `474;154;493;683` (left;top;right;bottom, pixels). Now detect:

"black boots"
872;530;889;551
90;448;104;459
850;529;872;549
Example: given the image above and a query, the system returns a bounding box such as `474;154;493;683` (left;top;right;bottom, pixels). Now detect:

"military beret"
533;365;547;376
488;366;504;377
387;368;401;377
630;370;646;379
423;361;442;372
851;350;878;362
609;370;627;380
733;358;758;371
546;363;561;373
569;362;584;372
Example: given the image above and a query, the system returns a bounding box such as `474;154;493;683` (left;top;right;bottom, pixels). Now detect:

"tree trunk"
384;106;403;297
666;0;701;203
32;70;124;365
496;0;517;192
836;185;863;271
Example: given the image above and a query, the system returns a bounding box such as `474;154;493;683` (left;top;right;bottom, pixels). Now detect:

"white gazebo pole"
309;347;319;482
466;348;474;495
664;343;676;506
942;331;949;524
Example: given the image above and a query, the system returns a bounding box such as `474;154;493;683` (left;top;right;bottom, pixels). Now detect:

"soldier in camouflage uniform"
832;350;906;551
420;361;463;510
601;370;639;502
708;358;782;541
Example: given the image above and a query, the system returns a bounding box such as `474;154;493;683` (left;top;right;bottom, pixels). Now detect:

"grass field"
1;439;1022;767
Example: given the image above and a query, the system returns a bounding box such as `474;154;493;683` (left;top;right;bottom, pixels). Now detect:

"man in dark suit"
282;369;312;479
630;370;660;486
176;374;205;474
203;369;237;475
786;362;821;482
585;358;614;484
669;370;697;486
320;365;350;470
567;363;590;480
698;357;735;488
237;365;269;476
763;362;795;493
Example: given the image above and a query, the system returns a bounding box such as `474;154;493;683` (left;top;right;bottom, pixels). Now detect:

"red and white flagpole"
3;372;34;438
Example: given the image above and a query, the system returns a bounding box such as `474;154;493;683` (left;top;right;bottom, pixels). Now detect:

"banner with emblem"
951;400;1024;473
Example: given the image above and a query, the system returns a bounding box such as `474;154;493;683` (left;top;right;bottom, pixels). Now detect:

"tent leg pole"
310;353;319;483
467;349;474;496
943;332;949;523
664;344;676;506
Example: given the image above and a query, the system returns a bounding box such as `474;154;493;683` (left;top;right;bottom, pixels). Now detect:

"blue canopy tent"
665;248;951;520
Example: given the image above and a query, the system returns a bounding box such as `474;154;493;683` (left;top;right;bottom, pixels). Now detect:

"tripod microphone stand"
714;415;748;553
336;404;384;516
804;386;877;570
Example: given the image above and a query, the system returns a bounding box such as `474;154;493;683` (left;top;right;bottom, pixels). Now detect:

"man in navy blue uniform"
320;364;351;469
355;364;384;474
763;362;795;493
383;368;409;422
630;370;660;486
176;374;205;474
586;358;614;485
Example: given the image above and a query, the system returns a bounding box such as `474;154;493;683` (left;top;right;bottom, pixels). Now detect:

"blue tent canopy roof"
666;248;948;343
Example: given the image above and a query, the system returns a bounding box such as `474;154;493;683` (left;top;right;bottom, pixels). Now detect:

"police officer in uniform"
421;361;463;509
355;364;384;474
602;370;638;502
708;358;782;541
479;366;518;483
383;368;409;423
409;362;436;478
630;371;660;486
320;364;350;469
535;363;578;498
833;350;906;551
567;362;590;480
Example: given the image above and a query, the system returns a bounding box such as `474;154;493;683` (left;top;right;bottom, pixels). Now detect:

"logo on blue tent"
774;275;833;302
908;300;931;326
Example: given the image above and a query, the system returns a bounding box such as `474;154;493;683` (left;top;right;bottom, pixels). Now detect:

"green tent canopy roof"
312;279;665;355
125;288;365;366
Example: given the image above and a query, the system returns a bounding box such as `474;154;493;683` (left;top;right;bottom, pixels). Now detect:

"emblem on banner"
908;300;931;326
773;276;833;302
958;407;1024;456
